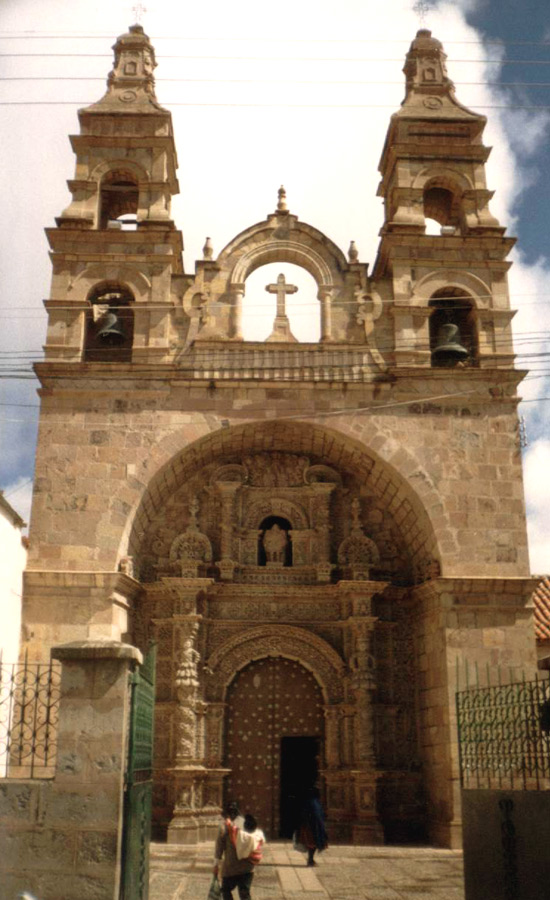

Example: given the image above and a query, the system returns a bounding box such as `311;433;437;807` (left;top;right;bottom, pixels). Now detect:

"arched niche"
429;287;478;368
205;624;345;704
83;281;135;362
99;169;139;230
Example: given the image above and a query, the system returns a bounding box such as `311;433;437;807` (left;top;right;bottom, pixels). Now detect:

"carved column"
348;611;383;843
215;481;241;580
309;482;335;579
163;579;211;844
324;705;341;769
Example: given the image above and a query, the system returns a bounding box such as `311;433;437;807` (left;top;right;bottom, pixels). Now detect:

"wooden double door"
224;657;324;838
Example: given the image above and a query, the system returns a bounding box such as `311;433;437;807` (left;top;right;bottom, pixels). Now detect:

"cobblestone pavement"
149;841;465;900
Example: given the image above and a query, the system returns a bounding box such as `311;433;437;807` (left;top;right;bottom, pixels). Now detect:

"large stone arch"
205;624;346;703
122;417;450;575
216;216;349;292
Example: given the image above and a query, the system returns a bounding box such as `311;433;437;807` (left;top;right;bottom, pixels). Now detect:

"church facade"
23;25;538;848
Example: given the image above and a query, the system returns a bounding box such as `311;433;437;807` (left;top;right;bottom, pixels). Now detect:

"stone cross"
412;0;431;23
265;273;298;342
132;2;147;24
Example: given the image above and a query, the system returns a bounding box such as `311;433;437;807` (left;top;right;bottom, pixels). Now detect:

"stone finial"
348;241;359;263
203;237;214;260
82;23;164;112
402;27;455;102
277;185;288;212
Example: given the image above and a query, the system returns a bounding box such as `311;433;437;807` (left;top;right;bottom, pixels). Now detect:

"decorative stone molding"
206;624;346;703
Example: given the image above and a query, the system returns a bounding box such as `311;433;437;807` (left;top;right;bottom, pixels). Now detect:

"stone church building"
22;25;538;849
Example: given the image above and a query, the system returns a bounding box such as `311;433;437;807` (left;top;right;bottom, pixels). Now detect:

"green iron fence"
456;675;550;790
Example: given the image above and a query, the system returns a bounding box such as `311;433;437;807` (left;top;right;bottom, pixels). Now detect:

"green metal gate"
121;643;157;900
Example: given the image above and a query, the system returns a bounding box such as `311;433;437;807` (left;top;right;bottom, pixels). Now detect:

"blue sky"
1;0;549;571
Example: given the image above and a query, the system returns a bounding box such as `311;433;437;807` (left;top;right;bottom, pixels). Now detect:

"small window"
429;288;477;368
99;171;139;230
84;285;134;362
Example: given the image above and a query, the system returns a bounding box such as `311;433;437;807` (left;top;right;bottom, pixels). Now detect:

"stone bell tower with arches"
23;25;538;850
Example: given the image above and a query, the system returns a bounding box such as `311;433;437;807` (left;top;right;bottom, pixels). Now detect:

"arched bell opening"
258;515;293;566
428;287;478;368
241;263;321;343
83;283;135;362
423;182;464;236
98;169;139;230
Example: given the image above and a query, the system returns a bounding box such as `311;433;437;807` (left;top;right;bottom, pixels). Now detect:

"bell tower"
373;29;515;371
43;24;184;366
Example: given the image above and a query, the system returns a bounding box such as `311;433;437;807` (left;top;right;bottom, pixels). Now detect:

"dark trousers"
221;871;254;900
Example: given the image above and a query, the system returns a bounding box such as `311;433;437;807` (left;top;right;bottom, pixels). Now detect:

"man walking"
213;803;263;900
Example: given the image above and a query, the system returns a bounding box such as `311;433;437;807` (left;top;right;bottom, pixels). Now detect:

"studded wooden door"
225;657;324;838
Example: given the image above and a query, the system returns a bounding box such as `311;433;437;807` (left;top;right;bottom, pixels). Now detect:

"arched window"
258;516;292;567
423;182;462;235
428;288;477;368
99;170;139;230
84;284;135;362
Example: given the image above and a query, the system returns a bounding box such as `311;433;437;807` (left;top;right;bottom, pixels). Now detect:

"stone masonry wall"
0;641;140;900
27;379;529;580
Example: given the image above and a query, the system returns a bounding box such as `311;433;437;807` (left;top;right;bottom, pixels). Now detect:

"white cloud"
522;440;550;574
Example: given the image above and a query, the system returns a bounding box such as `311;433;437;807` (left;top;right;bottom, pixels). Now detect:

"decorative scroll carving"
305;464;342;485
211;464;247;484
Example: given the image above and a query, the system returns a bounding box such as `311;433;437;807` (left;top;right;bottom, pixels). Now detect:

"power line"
3;53;550;64
4;101;550;110
3;77;550;87
2;33;550;46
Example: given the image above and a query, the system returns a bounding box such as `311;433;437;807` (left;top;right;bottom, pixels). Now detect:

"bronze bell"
96;310;125;345
432;322;469;367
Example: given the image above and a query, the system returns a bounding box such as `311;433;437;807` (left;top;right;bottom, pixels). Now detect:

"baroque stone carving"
211;464;247;484
338;499;380;575
305;464;342;485
170;496;213;577
205;624;346;703
243;452;309;487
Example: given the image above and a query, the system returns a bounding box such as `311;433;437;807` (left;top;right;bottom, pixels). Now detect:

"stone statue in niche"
176;637;200;691
263;523;288;564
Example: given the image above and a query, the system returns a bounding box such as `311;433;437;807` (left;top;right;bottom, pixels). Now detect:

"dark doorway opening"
279;736;320;838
